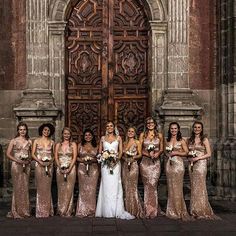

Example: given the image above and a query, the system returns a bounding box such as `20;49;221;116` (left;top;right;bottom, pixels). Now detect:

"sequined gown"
56;144;76;216
76;146;99;217
165;141;190;220
8;139;31;218
96;138;134;219
35;142;54;218
140;137;161;218
122;143;144;218
188;142;219;219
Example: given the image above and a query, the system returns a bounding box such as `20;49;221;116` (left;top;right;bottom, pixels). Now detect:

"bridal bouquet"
42;155;52;176
126;150;136;171
166;144;174;165
19;152;29;172
60;156;71;181
147;143;156;163
188;150;197;172
84;155;92;176
98;150;117;174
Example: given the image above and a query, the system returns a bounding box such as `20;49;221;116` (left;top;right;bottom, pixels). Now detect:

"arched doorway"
65;0;151;140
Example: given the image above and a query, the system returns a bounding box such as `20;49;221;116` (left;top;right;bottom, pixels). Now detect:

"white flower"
42;156;52;162
19;153;29;160
189;150;197;157
84;156;92;162
147;144;155;152
166;145;173;152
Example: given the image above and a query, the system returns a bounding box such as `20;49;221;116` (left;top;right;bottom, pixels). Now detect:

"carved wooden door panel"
66;0;150;140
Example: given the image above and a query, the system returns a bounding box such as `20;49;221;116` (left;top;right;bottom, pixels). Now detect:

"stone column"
157;0;201;136
216;0;236;200
14;0;60;137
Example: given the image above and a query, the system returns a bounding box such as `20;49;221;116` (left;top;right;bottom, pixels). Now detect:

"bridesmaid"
188;121;219;220
139;117;163;218
165;122;190;221
122;127;144;218
6;122;32;218
32;123;55;218
54;127;77;217
76;128;99;217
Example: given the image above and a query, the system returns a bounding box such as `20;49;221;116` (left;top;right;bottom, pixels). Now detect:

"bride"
95;121;134;219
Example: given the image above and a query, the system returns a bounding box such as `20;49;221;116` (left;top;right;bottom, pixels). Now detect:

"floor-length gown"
35;142;54;218
122;143;144;218
96;137;134;219
7;139;31;218
76;146;99;217
56;144;76;217
140;137;161;218
165;141;190;221
188;142;220;220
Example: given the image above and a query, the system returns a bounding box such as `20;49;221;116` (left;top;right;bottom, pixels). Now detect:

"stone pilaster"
215;0;236;200
157;0;202;136
14;0;60;137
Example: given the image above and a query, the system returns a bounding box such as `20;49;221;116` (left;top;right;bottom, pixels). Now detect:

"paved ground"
0;201;235;236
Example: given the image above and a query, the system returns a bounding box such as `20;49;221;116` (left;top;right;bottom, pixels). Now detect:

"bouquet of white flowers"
84;155;92;176
188;150;197;172
147;143;156;163
19;152;29;172
97;149;117;174
60;156;71;181
166;144;174;165
126;150;136;171
42;155;52;176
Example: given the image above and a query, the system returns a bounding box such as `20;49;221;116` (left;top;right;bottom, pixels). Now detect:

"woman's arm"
118;136;123;160
139;132;149;157
54;143;60;168
195;138;211;161
98;137;103;155
77;143;83;162
6;139;22;164
68;142;77;172
134;140;142;160
50;140;55;164
154;133;164;159
122;142;127;161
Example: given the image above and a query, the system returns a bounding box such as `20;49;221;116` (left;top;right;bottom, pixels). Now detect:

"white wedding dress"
95;138;134;219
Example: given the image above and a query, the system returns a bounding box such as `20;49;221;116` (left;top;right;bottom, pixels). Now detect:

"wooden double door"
66;0;150;141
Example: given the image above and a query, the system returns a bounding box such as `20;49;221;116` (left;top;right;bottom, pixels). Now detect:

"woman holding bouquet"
54;127;77;217
6;122;32;218
187;121;219;220
32;123;55;218
95;121;134;219
76;129;99;217
165;122;190;221
139;117;163;218
122;127;144;218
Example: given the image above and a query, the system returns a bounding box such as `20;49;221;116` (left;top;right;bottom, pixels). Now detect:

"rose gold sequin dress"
166;141;190;221
8;139;31;218
122;143;144;218
188;142;219;219
56;144;76;217
140;137;161;218
76;146;99;217
35;142;54;218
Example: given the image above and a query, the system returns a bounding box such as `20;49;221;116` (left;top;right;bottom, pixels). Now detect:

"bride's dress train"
95;139;134;220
